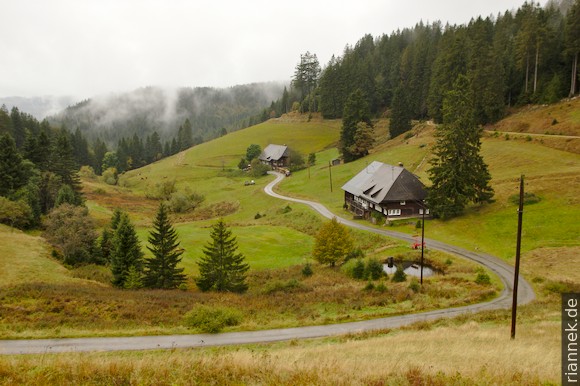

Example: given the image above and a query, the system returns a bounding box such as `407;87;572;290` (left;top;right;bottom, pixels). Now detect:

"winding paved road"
0;172;534;355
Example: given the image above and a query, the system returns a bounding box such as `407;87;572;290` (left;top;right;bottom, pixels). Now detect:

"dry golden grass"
0;318;559;385
490;98;580;137
0;225;77;286
523;246;580;284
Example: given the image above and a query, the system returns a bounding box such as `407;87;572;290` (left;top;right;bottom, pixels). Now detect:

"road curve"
0;173;534;355
265;172;534;308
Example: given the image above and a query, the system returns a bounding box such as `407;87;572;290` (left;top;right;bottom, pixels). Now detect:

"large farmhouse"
259;144;289;167
342;161;428;219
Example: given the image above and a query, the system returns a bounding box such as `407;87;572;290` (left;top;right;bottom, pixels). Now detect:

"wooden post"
420;201;425;285
511;175;524;339
328;161;333;193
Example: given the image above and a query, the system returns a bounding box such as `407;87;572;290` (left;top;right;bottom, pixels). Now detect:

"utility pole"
328;161;333;192
511;175;524;339
420;200;426;285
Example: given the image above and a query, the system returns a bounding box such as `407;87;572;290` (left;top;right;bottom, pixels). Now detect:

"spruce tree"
50;130;84;205
565;0;580;97
110;212;144;288
0;133;28;197
144;203;186;289
339;89;372;162
101;209;122;262
196;219;249;293
427;75;494;219
389;84;413;138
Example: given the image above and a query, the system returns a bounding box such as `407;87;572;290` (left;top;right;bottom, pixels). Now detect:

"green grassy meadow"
278;125;580;260
1;104;579;384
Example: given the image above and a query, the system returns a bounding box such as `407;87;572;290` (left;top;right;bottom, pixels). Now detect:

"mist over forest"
44;82;286;146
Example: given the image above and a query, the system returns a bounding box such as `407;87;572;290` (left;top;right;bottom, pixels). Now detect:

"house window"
419;209;430;215
400;201;406;205
388;209;401;216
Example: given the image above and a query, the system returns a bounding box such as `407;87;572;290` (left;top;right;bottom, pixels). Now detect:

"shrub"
508;192;541;206
345;247;364;262
0;197;33;229
262;279;305;294
353;259;366;279
363;281;375;291
392;265;407;282
475;271;491;285
102;167;118;185
408;278;420;293
79;165;96;179
43;204;101;267
364;258;384;280
166;189;204;213
238;157;249;170
249;159;270;178
184;304;242;333
415;220;422;229
147;180;177;200
302;263;313;277
287;148;306;171
375;282;387;292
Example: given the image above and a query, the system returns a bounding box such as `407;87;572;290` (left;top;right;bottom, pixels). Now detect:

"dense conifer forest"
274;0;580;126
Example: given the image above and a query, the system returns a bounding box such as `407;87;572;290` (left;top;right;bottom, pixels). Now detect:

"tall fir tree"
50;130;84;205
177;119;193;151
143;203;187;289
565;0;580;96
0;133;28;197
110;212;144;288
339;89;372;162
101;208;122;262
389;84;413;138
427;75;494;219
195;219;249;293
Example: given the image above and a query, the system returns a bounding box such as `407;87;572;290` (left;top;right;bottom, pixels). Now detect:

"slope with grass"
1;104;578;383
278;119;580;261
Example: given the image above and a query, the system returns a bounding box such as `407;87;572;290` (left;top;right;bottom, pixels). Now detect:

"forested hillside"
277;0;580;127
50;82;285;146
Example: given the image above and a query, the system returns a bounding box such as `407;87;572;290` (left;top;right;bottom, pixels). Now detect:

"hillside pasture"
0;225;496;339
278;124;580;260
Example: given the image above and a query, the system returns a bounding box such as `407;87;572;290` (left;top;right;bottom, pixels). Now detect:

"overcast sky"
1;0;535;99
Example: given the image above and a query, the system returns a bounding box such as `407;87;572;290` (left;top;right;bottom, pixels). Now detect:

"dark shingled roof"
341;161;427;204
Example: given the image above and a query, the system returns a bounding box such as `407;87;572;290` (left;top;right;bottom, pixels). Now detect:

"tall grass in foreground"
0;318;558;385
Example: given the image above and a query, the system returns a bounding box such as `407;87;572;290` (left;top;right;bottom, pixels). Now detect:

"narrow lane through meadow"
0;172;534;355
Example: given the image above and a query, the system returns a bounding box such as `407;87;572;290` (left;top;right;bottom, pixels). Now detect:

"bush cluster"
343;258;384;280
184;304;242;333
